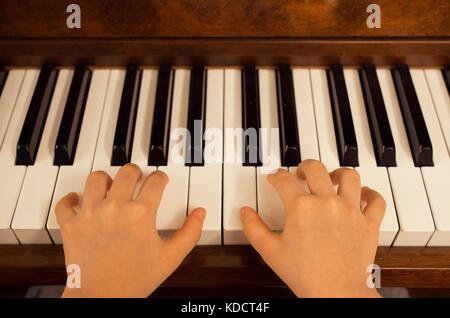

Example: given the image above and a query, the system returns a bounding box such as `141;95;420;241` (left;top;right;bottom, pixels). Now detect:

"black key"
391;64;433;166
16;64;58;165
443;66;450;95
241;64;262;166
148;64;174;166
275;64;300;166
359;64;396;166
111;65;142;166
185;65;207;166
0;66;8;96
54;65;92;166
327;64;359;166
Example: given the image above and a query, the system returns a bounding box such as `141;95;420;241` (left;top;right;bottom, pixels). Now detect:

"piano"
0;0;449;297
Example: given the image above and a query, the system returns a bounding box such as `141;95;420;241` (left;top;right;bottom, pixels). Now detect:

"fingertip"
55;192;78;223
361;186;373;200
329;171;339;185
240;206;255;220
125;162;142;174
153;170;169;183
297;159;325;178
266;170;280;186
191;207;206;222
67;192;79;205
295;165;306;179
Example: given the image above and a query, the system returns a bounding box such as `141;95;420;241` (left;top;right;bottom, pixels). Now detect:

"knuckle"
60;217;75;230
367;218;382;231
102;199;120;212
323;194;340;210
293;195;311;209
131;201;148;215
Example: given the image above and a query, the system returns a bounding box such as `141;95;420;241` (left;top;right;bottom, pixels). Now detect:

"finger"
267;169;306;208
82;170;112;210
329;168;361;208
135;170;169;213
361;187;386;227
164;208;206;261
240;206;280;259
108;163;142;201
296;159;334;195
55;192;78;225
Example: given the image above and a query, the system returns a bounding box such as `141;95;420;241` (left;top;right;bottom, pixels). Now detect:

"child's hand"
240;160;385;298
57;164;206;298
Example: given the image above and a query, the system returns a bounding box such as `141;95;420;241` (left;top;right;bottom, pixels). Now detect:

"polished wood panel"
0;0;448;66
0;246;449;289
0;0;449;38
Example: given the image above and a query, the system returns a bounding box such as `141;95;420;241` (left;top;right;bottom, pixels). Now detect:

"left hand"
57;164;206;298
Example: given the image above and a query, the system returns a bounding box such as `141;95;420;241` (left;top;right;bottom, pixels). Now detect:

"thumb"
164;207;206;261
240;206;280;259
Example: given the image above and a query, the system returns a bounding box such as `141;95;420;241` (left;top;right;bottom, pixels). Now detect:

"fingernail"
196;208;206;221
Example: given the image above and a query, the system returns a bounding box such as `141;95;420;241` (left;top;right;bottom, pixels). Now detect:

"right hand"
240;160;385;298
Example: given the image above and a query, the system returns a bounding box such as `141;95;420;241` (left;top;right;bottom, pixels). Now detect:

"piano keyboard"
0;64;449;247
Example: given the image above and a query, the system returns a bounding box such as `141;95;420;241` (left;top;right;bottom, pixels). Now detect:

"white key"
0;70;39;244
188;69;223;245
257;69;284;232
157;69;190;239
92;70;125;177
421;165;450;246
0;69;26;150
12;70;73;244
292;68;320;162
411;69;450;246
357;168;399;245
343;68;398;246
378;68;434;246
411;69;449;165
47;70;111;244
424;69;450;154
223;69;257;244
309;68;340;171
289;68;320;191
130;70;158;196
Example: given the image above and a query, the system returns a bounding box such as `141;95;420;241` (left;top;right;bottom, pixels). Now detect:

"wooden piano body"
0;0;449;296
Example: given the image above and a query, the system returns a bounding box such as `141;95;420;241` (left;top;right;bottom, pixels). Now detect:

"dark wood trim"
0;245;449;289
0;38;449;66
